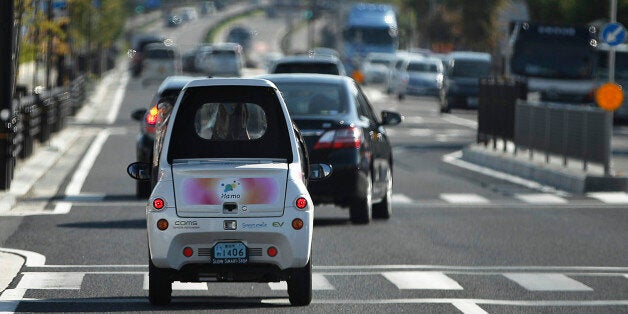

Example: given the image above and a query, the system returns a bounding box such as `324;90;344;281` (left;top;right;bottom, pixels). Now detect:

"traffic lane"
311;205;628;267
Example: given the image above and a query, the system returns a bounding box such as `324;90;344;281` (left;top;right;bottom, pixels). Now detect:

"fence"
478;77;612;175
1;75;87;190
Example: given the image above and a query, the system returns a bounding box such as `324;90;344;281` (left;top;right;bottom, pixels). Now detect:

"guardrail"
0;75;87;190
478;77;613;175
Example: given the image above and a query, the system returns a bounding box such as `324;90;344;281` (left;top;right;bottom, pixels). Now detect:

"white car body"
141;43;181;86
135;78;319;306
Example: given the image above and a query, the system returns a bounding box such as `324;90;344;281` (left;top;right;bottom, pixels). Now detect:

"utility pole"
46;0;53;89
0;0;15;189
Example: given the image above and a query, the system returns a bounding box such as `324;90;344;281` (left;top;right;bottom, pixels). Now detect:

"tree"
527;0;628;26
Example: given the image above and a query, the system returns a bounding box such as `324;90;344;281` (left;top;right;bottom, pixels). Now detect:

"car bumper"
308;164;369;206
147;207;312;271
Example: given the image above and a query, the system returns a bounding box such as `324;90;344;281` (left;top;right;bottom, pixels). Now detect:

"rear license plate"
212;242;248;264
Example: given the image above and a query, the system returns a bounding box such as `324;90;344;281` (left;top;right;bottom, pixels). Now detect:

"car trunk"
172;159;288;218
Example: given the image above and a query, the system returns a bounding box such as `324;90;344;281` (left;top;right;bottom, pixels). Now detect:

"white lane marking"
391;193;413;204
268;274;335;290
308;298;628;306
142;274;208;290
515;193;568;204
440;193;490;204
0;248;46;267
587;192;628;204
504;273;593;291
442;115;478;128
382;271;463;290
106;70;129;124
16;272;84;290
452;300;489;314
54;129;111;214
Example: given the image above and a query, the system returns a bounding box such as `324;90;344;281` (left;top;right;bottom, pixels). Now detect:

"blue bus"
341;3;398;74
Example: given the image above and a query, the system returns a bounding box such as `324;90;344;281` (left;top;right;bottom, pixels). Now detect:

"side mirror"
127;162;152;181
380;110;403;126
131;108;147;121
308;163;332;181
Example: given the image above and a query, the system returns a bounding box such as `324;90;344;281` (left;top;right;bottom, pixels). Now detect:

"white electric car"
127;78;331;306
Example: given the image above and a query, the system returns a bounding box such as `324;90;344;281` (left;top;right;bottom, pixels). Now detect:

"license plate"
212;242;248;264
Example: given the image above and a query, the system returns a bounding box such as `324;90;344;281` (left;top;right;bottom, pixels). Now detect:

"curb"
0;252;25;294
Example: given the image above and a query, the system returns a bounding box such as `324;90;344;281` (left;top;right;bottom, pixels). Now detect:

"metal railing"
478;77;613;175
0;75;87;190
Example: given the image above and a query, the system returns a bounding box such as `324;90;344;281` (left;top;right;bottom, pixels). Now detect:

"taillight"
145;105;159;125
153;198;165;209
313;127;362;150
295;197;307;209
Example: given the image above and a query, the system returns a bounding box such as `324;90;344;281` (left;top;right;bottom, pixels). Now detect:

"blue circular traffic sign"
602;22;627;46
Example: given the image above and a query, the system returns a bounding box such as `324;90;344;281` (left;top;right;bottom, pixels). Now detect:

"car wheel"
350;172;372;224
137;180;151;199
148;259;172;306
287;258;312;306
440;97;451;114
372;167;392;219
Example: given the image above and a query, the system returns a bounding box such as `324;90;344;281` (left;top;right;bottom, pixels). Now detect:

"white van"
127;78;331;306
141;43;181;86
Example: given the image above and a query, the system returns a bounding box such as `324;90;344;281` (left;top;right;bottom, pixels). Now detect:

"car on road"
361;52;396;84
269;55;347;76
194;43;244;77
258;74;403;224
129;34;166;77
127;78;331;306
131;76;205;198
140;43;181;86
397;56;445;100
226;25;253;54
441;51;492;113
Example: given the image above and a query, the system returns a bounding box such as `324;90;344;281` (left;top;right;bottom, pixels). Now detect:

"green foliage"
527;0;628;26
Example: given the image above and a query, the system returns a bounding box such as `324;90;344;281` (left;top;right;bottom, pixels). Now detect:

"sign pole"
609;0;617;83
0;0;15;189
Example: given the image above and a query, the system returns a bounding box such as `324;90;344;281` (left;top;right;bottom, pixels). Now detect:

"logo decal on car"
181;178;279;205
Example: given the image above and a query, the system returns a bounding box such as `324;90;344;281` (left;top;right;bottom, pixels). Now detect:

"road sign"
602;22;626;46
596;82;624;111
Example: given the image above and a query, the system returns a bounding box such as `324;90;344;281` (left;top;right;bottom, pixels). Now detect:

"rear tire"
372;168;392;219
148;259;172;306
350;173;372;224
287;258;312;306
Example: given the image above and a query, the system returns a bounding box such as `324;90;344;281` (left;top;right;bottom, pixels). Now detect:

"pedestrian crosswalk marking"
515;193;568;204
17;272;84;290
268;274;335;291
391;194;413;204
142;274;208;290
382;271;463;290
452;300;489;314
503;273;593;291
440;193;489;204
587;192;628;204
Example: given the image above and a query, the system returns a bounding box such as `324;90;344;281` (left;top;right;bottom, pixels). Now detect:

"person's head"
214;103;249;140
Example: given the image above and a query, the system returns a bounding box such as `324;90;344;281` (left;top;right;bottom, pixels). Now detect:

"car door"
354;83;389;199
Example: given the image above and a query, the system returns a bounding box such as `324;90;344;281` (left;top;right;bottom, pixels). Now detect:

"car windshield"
511;40;595;79
450;60;491;78
407;62;439;73
145;48;175;59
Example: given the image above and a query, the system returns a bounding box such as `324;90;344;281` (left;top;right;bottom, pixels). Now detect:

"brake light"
313;127;362;150
145;105;159;125
153;198;165;209
295;197;307;209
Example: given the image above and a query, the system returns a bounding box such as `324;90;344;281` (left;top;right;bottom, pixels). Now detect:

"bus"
341;3;398;74
596;43;628;120
507;22;599;104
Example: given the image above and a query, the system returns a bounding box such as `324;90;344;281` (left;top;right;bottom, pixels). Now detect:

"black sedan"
258;74;403;224
130;76;204;198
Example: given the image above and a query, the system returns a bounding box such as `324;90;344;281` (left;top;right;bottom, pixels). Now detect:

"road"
1;5;627;314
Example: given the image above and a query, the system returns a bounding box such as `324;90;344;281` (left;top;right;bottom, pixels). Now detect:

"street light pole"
0;0;15;189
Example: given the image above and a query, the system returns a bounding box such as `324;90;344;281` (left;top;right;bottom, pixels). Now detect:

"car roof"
447;51;491;61
274;54;341;64
255;73;351;85
157;76;207;93
184;78;277;89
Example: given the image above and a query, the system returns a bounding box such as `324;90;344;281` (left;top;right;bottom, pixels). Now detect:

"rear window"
168;86;291;162
273;62;340;75
146;48;175;59
407;62;439;73
273;82;346;116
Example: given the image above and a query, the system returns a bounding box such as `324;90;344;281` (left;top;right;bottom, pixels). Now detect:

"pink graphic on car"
181;178;279;205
